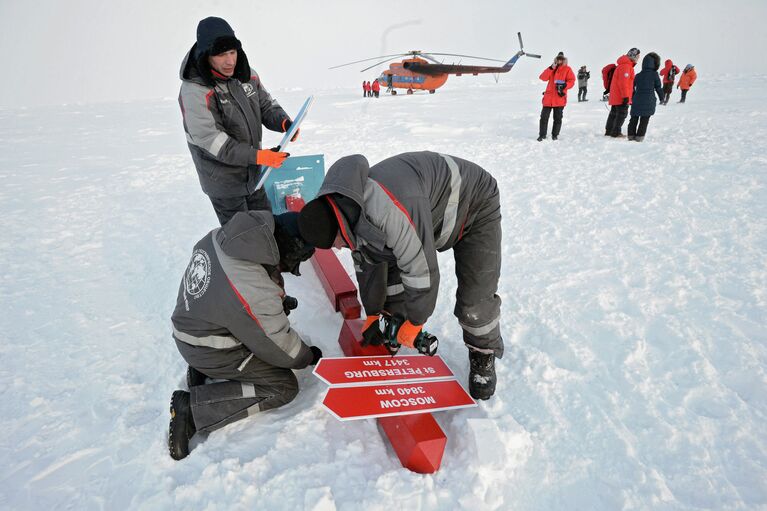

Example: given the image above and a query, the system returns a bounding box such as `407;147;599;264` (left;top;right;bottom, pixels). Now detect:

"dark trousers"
209;189;271;226
662;83;673;104
188;355;299;433
605;104;629;136
627;115;650;137
578;86;587;101
539;106;564;138
680;89;688;102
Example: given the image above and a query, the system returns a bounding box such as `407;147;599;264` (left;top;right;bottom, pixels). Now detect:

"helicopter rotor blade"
518;32;524;51
419;53;443;64
359;56;404;73
329;53;408;70
426;53;506;63
524;53;542;59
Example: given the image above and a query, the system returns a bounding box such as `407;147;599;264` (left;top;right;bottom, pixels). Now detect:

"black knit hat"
273;212;315;275
298;197;339;249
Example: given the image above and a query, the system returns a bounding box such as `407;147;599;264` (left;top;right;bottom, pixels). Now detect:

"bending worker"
297;152;503;400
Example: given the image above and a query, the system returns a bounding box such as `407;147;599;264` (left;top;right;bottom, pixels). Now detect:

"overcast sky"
1;0;765;108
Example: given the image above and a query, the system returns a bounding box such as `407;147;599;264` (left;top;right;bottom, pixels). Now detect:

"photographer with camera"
537;52;575;141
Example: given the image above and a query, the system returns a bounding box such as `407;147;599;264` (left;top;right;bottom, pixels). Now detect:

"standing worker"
178;17;297;226
537;52;575;141
371;78;381;98
577;65;590;102
677;65;697;103
297;152;504;400
604;48;640;138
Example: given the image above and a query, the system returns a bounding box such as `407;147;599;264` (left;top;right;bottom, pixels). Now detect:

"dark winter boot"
468;350;497;400
169;390;196;460
634;136;645;142
186;366;208;388
537;136;545;142
627;135;636;141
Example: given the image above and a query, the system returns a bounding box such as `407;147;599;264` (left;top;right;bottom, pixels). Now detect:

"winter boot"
634;136;645;142
537;136;545;142
611;133;626;138
468;350;497;400
552;135;558;141
186;366;207;388
627;135;636;141
169;390;196;460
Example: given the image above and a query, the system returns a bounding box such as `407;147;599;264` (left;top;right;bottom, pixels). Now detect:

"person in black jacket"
627;53;664;142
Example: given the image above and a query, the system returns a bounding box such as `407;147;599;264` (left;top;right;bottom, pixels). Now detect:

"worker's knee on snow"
269;370;300;410
454;294;501;331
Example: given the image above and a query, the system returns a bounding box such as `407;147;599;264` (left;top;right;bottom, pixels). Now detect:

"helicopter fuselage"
377;58;449;94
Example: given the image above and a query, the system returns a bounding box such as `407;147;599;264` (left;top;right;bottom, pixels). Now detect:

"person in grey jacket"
577;65;590;102
168;210;320;460
297;152;503;400
179;17;297;226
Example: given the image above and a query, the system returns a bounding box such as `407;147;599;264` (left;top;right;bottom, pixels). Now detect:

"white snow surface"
1;75;766;510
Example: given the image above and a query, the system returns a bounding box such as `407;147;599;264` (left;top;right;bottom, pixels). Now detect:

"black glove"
309;346;323;365
361;317;386;346
282;295;298;316
622;97;629;106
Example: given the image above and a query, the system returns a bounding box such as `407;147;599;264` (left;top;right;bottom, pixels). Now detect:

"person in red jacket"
659;59;680;105
605;48;640;138
363;81;370;98
371;78;380;98
537;52;575;141
601;63;616;101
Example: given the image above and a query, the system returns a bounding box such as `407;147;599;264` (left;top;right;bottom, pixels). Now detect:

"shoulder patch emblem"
242;83;256;97
184;249;212;299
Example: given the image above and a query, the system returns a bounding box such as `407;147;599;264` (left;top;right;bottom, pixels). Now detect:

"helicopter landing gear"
406;89;413;95
429;89;435;94
391;90;397;95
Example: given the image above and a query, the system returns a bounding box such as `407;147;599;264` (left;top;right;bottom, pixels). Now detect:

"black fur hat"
193;17;251;85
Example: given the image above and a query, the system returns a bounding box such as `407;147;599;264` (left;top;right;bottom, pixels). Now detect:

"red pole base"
338;319;447;473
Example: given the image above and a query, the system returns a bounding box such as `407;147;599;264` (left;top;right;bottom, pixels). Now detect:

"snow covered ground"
1;74;766;510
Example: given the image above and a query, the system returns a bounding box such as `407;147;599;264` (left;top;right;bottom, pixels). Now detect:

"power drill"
381;314;439;356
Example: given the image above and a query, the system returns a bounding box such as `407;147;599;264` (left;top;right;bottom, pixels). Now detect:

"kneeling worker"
169;210;319;460
297;152;503;400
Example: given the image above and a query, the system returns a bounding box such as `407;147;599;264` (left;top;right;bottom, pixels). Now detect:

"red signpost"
322;380;475;420
314;355;455;386
286;195;454;474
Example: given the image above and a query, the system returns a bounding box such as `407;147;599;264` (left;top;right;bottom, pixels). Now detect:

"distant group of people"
537;49;698;142
363;79;380;98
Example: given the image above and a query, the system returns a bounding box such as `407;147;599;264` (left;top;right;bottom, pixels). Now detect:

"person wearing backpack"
627;52;665;141
537;52;575;141
604;48;640;138
660;59;680;105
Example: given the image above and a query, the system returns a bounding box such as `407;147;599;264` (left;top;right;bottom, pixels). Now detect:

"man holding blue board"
179;16;298;225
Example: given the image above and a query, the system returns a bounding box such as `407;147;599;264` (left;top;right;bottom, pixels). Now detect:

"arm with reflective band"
212;236;312;369
253;73;289;134
180;82;257;166
372;183;438;326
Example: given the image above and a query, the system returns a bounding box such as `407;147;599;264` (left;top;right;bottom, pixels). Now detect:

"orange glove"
256;148;289;168
282;119;300;142
396;320;422;348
